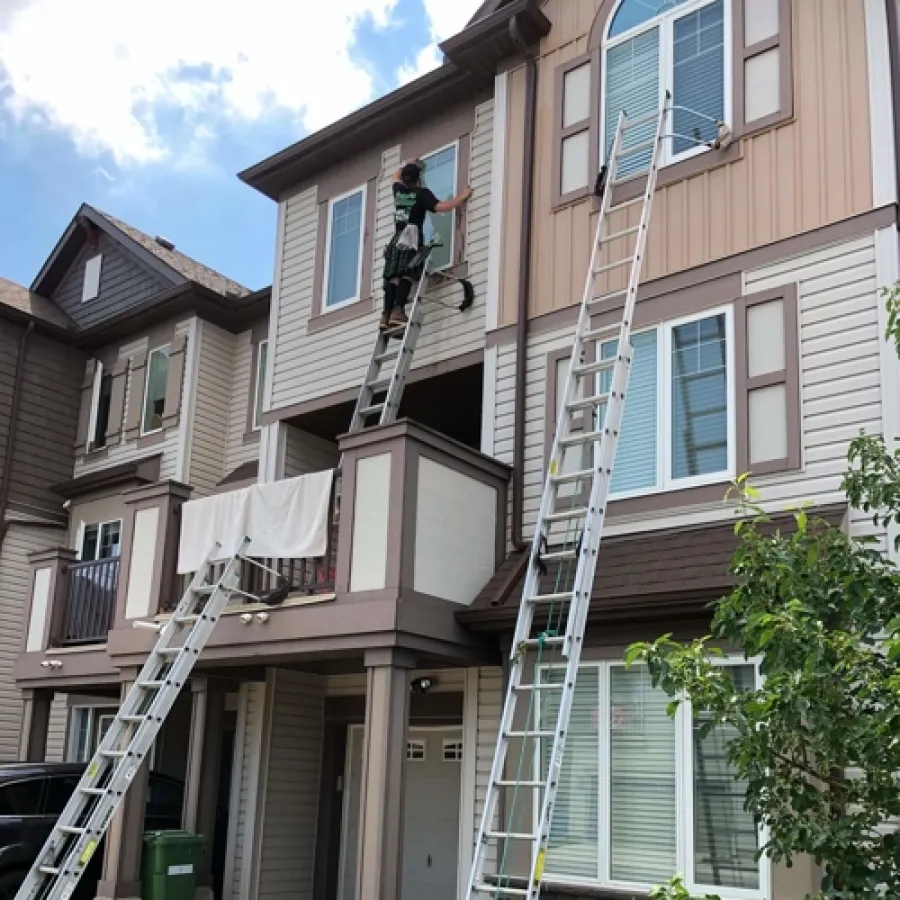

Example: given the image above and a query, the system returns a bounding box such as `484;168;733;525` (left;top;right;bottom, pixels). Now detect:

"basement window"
82;255;102;303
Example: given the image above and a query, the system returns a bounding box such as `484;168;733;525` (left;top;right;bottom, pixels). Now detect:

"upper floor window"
80;520;122;561
253;339;268;431
87;363;113;451
539;661;764;895
421;143;458;270
603;0;729;176
142;346;170;434
82;254;102;303
324;186;366;309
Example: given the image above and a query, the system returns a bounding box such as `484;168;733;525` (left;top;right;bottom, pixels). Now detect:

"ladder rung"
574;357;617;378
174;614;200;625
359;404;384;417
567;393;611;413
539;549;577;563
617;136;658;158
193;584;216;595
475;884;528;897
157;647;180;657
374;347;399;363
593;257;632;276
622;108;660;130
368;377;391;392
486;830;538;841
604;224;640;242
495;780;547;788
120;714;145;724
513;681;565;692
582;323;622;343
609;196;644;213
525;592;574;605
543;508;588;524
588;287;628;307
559;429;604;449
39;866;59;876
551;468;594;486
101;750;126;759
81;787;106;797
521;635;566;648
58;825;86;836
140;680;166;690
505;729;556;739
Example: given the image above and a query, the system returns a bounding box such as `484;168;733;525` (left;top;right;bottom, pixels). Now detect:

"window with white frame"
324;186;366;309
421;144;457;270
538;661;764;896
66;707;119;762
407;739;427;761
588;308;732;496
603;0;729;177
142;346;170;434
252;340;268;430
87;363;113;451
82;255;102;303
79;520;122;561
442;739;463;762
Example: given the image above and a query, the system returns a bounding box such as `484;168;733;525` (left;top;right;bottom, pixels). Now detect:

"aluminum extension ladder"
466;98;670;899
15;538;269;900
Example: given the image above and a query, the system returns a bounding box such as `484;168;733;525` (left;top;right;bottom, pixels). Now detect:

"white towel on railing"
177;470;334;574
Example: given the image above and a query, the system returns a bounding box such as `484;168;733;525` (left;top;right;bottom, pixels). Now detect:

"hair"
401;162;421;187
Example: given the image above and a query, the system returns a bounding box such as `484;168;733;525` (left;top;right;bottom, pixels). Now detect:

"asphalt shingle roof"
0;276;75;329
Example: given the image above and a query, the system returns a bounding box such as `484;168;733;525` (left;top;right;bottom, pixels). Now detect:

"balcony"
60;557;120;645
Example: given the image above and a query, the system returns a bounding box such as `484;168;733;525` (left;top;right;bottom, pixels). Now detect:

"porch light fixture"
41;659;63;669
411;677;434;694
239;613;253;625
255;612;270;624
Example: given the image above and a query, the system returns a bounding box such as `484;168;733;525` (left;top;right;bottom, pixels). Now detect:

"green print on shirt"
394;191;417;226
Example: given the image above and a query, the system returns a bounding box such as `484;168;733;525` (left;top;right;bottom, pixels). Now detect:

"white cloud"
395;0;485;85
0;0;398;165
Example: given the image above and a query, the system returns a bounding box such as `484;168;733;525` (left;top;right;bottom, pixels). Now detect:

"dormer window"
82;254;102;303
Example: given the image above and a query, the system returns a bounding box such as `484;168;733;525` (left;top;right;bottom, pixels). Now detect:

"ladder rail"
467;97;670;900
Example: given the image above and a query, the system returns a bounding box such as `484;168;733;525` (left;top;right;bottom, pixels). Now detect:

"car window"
147;777;183;814
0;779;45;816
44;776;82;816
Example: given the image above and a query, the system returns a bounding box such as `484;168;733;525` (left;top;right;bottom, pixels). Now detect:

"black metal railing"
60;557;120;645
165;479;340;611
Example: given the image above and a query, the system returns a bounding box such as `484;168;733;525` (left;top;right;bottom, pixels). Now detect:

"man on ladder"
381;159;473;330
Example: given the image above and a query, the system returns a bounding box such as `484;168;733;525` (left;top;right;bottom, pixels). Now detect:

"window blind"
605;27;660;178
673;1;725;155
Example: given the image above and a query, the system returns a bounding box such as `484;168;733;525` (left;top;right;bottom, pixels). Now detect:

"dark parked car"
0;762;183;900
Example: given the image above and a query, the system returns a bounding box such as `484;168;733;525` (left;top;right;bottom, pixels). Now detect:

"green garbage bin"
142;831;207;900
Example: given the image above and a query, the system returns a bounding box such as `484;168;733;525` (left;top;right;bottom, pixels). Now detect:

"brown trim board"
484;205;899;347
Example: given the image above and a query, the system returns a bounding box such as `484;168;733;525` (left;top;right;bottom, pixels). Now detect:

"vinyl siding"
225;329;262;476
473;667;502;877
189;321;235;497
227;681;266;900
254;670;325;900
45;698;69;762
270;99;495;413
324;668;467;697
283;425;339;479
52;234;170;329
0;524;66;762
74;319;192;481
0;326;84;522
490;233;885;542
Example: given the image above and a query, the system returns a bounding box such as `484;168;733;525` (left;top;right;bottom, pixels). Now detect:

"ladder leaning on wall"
465;96;671;900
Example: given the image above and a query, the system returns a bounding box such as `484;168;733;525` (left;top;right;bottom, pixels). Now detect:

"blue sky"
0;0;483;292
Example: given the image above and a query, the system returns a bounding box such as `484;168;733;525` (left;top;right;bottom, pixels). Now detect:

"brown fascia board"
72;283;271;352
51;454;163;500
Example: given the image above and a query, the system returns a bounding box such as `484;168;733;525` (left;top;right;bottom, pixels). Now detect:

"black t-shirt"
393;183;439;234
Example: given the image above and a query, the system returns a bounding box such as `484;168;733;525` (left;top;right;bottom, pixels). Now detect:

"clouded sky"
0;0;484;291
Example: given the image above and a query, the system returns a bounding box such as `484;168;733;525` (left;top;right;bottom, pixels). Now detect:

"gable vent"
154;235;175;251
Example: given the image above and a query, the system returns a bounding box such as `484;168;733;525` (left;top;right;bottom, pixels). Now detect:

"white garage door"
339;727;462;900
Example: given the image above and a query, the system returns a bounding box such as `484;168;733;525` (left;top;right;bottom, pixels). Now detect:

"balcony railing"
60;557;120;646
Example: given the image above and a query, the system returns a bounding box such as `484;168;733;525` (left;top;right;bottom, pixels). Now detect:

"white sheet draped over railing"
176;470;335;574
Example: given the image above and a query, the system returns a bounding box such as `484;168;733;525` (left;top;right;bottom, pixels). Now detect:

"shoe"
379;314;390;331
388;308;408;327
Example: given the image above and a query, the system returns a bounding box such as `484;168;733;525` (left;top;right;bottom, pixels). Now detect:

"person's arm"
434;186;473;214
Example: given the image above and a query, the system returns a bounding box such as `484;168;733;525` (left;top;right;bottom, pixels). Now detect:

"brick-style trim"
552;53;600;209
734;282;801;477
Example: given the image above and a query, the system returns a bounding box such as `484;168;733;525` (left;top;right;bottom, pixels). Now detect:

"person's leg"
389;277;413;325
380;280;397;330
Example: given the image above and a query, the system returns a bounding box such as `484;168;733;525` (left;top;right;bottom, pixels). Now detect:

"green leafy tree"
627;285;900;900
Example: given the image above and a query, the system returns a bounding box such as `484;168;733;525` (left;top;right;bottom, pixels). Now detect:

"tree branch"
772;750;846;793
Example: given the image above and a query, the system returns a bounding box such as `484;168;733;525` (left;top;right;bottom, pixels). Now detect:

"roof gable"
0;276;76;329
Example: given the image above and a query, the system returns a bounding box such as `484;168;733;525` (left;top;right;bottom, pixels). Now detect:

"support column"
18;688;52;761
96;672;150;900
182;678;226;896
356;648;415;900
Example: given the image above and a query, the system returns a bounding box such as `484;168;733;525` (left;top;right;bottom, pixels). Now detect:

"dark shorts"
383;233;431;283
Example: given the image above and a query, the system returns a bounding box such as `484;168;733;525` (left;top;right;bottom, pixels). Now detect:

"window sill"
242;430;261;446
427;261;469;284
137;431;166;450
307;295;375;335
81;446;110;463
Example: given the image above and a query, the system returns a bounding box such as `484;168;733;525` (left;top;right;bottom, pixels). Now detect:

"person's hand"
462;186;474;201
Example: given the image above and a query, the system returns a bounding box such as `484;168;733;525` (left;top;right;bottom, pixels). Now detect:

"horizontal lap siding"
46;699;69;762
226;329;261;475
190;322;235;497
255;670;324;900
74;320;192;481
271;101;495;413
474;667;502;876
491;234;884;541
283;425;339;478
0;525;66;762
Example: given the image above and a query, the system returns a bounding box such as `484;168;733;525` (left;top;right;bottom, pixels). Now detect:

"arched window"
603;0;730;176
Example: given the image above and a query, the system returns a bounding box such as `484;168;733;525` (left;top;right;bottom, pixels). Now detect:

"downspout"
0;321;34;551
509;14;538;551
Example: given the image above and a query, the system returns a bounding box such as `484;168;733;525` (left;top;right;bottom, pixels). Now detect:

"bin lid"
143;830;206;844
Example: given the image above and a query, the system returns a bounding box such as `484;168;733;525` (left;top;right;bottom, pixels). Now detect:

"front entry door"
339;727;463;900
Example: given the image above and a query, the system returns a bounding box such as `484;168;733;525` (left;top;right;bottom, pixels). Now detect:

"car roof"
0;762;181;785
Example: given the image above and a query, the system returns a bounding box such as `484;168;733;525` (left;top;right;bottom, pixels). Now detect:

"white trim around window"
596;304;735;500
87;361;104;451
82;254;102;303
322;184;367;311
141;344;171;436
420;140;459;271
535;658;769;900
600;0;733;171
252;339;268;431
